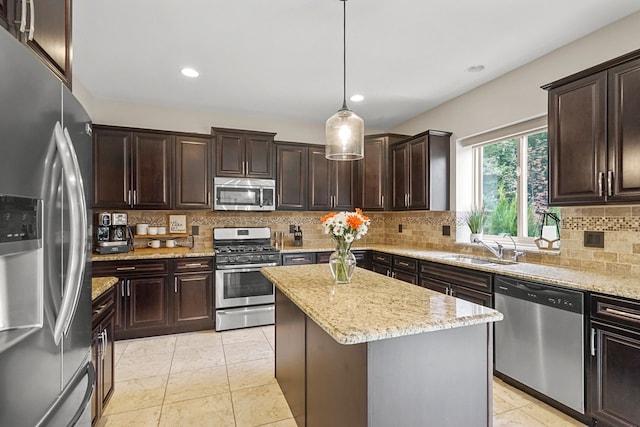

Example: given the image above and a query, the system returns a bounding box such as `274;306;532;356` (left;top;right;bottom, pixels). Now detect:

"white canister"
165;239;177;248
147;239;161;248
148;226;158;235
158;226;167;235
136;223;149;235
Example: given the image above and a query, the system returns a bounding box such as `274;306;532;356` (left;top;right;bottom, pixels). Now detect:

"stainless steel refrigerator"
0;28;94;426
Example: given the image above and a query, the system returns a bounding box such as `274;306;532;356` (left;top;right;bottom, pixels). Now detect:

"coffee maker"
95;212;131;254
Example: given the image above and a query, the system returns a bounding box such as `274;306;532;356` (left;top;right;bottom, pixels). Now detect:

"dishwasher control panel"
495;277;583;314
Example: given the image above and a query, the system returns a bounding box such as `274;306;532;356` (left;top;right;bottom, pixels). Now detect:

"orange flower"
355;208;369;222
346;214;363;229
321;212;337;223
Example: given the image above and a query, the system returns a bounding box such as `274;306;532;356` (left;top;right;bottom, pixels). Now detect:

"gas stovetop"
213;227;279;267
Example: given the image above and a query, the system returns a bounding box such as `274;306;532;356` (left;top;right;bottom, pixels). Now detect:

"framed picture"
169;215;187;233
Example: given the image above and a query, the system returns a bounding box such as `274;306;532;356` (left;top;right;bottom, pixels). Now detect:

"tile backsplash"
119;206;639;274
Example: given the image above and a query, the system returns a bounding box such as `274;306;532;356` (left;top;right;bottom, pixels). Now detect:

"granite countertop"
282;244;640;301
92;276;118;301
91;243;640;301
262;264;503;345
92;247;214;262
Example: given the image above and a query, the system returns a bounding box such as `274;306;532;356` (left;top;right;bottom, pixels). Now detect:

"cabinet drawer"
419;261;493;293
92;260;169;277
317;250;369;267
393;255;418;273
282;252;316;265
393;270;418;285
371;252;391;266
592;294;640;331
173;257;212;272
92;286;115;324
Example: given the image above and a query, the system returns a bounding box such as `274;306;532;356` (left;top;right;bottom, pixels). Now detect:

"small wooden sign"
169;215;187;233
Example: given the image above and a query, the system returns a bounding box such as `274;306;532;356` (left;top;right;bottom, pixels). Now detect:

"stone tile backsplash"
121;206;639;274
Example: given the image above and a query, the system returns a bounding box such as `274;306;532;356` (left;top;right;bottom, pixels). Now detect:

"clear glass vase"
329;248;357;284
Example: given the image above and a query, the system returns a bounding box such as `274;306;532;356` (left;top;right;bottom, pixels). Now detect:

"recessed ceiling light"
181;67;199;78
466;65;485;73
350;94;364;102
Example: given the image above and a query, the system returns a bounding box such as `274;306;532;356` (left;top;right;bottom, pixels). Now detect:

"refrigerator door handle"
35;361;96;427
28;0;35;40
52;123;88;345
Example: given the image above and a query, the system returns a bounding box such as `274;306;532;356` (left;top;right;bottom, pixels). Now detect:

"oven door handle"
215;263;278;272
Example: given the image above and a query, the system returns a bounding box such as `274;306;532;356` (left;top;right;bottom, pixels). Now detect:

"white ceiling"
73;1;640;131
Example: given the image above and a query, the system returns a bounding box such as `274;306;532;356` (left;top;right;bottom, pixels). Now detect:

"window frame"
471;128;550;248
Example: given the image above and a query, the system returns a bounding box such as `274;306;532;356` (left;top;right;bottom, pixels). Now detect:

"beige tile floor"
97;326;586;427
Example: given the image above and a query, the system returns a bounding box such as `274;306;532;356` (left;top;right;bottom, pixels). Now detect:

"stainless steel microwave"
214;177;276;211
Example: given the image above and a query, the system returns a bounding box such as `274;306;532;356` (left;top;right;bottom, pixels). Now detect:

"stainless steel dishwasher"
494;275;585;414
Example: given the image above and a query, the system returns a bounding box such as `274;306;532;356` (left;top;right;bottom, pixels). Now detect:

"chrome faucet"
501;233;525;262
472;237;504;260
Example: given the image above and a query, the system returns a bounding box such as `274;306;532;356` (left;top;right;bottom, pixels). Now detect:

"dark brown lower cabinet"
419;261;494;307
172;258;215;330
91;286;116;425
590;294;640;426
92;257;214;340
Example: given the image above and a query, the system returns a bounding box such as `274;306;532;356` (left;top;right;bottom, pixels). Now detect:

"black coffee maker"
95;212;131;254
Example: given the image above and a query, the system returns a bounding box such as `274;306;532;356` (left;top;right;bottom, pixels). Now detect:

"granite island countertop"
92;276;118;301
262;264;503;345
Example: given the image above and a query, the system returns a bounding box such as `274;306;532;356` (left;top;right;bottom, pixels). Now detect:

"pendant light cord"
341;0;348;110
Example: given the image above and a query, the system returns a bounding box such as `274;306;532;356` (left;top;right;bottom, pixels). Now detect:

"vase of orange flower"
321;208;370;284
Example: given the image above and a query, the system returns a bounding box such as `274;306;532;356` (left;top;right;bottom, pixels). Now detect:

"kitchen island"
262;264;503;427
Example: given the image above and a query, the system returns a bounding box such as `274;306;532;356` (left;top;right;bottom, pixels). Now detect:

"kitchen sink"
440;255;517;266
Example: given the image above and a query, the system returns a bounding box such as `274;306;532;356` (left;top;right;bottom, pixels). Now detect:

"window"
473;129;560;243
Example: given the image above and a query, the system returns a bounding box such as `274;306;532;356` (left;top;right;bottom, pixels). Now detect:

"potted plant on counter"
464;206;487;243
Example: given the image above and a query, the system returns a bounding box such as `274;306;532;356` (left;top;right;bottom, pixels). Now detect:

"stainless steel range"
214;227;279;331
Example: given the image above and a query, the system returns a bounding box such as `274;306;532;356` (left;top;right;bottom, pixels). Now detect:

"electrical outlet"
584;231;604;248
442;225;451;236
191;225;199;236
289;224;296;233
398;224;403;233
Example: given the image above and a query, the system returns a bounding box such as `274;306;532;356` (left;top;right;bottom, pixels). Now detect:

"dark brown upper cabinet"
174;135;213;209
308;146;359;211
8;0;72;87
93;126;173;209
544;49;640;205
390;130;451;211
276;142;308;210
212;127;276;179
360;134;408;211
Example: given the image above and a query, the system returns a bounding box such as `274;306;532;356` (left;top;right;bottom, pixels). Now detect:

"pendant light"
325;0;364;161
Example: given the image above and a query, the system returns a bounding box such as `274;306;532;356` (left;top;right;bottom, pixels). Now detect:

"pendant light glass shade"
326;107;364;160
325;0;364;161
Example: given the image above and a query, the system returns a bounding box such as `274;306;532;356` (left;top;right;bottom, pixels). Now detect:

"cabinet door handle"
133;190;137;205
120;280;125;297
128;190;132;206
207;191;211;206
381;195;384;208
607;170;614;197
127;280;131;297
598;172;604;197
590;327;596;357
604;307;640;321
398;261;409;267
185;263;203;268
116;266;136;271
174;277;178;293
102;330;107;360
27;0;35;40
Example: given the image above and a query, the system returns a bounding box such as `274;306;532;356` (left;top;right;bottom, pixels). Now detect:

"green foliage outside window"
479;131;560;238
